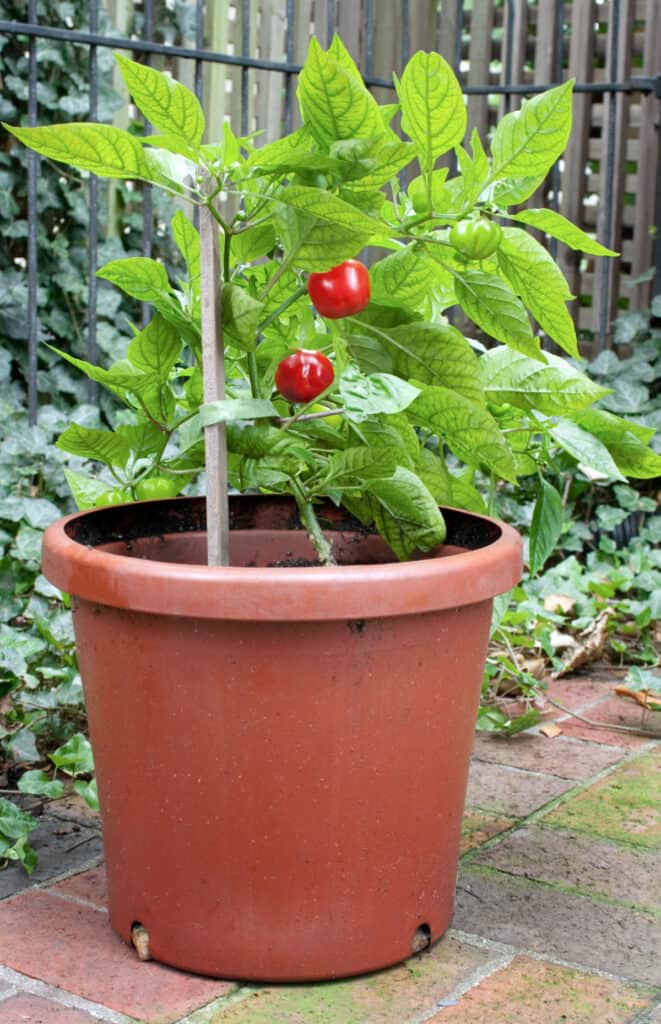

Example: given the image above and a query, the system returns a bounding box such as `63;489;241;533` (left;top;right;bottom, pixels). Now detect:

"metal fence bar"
401;0;410;67
598;0;621;350
502;0;515;115
87;0;99;402
141;0;154;326
241;0;250;137
1;20;657;95
193;0;204;231
548;0;565;262
284;0;296;133
26;0;39;425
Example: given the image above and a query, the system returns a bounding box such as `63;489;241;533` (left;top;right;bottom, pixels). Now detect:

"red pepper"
274;349;335;404
307;260;370;319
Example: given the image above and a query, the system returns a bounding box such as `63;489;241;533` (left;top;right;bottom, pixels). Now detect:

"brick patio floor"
1;669;659;1024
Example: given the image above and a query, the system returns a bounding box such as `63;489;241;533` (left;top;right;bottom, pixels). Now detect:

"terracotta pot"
42;495;521;982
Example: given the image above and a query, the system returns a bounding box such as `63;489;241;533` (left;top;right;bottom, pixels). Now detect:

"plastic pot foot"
411;924;432;954
131;923;152;961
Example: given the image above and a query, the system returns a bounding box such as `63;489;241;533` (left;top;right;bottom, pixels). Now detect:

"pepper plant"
5;36;661;566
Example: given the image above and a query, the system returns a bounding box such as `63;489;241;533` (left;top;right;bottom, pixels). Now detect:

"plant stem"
291;480;337;566
247;351;260;398
257;283;308;332
546;697;661;739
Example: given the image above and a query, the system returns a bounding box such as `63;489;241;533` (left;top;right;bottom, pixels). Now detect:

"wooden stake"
199;202;230;566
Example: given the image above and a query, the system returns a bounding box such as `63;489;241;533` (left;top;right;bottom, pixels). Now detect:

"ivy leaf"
18;770;65;800
57;424;131;469
509;209;618;256
366;467;447;559
481;347;608;415
274;185;380;271
115;53;205;146
529;478;564;575
298;37;384;148
454;269;541;359
398;51;466;170
50;733;95;776
339;366;420;422
490;80;574;184
408;386;517;481
0;797;40;840
497;227;578;357
549;419;626;481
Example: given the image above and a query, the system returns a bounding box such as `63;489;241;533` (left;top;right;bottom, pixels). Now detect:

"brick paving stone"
546;749;661;849
0;993;103;1023
554;697;659;748
647;1001;661;1021
0;816;102;901
46;795;102;829
454;868;661;986
201;935;496;1023
0;890;235;1023
472;732;626;780
466;760;575;817
426;955;655;1024
545;675;618;711
0;980;15;998
50;866;108;911
469;824;661;912
460;809;516;854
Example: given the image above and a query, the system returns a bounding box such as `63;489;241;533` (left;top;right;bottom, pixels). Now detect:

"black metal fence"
1;1;660;425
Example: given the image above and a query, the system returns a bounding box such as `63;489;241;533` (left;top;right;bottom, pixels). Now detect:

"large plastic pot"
42;495;521;981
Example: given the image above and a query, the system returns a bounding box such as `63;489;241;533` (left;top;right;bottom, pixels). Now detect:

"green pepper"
449;218;503;260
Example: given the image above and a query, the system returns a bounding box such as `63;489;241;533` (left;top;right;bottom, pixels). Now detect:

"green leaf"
509;209;618;256
481;347;608;414
198;398;279;427
454;269;541;358
398;51;466;170
339;366;420;422
48;345;152;395
529;478;564;574
4;122;189;191
64;469;115;511
274;185;380;271
408;387;517;481
127;314;181;379
171;210;201;295
115;53;205;146
5;121;146;178
298;37;384;148
572;409;661;479
18;770;65;800
490;80;574;184
386;322;484;405
49;733;95;776
232;223;277;264
222;284;264;352
369;245;449;315
97;256;169;302
497;227;578;357
57;424;131;469
549;419;626;480
366;467;447;560
324;446;399;487
0;797;40;840
453;129;490;206
347;138;414;192
73;778;99;810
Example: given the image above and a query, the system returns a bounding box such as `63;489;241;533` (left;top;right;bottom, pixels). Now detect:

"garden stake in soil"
200;200;230;567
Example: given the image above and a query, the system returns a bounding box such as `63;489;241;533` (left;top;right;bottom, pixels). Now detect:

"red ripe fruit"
274;349;335;404
307;260;370;319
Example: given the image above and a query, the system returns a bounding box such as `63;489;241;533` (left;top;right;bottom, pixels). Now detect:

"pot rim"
42;495;522;620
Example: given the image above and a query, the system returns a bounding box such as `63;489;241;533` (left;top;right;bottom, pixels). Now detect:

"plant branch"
291;479;337;566
546;696;661;739
257;283;308;332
